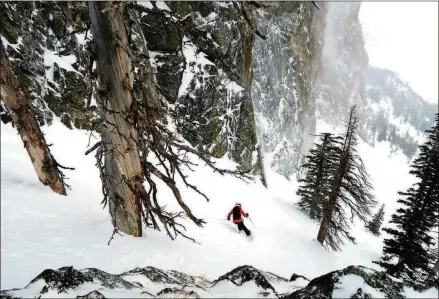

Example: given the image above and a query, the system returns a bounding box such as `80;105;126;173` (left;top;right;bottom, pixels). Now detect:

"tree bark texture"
90;1;143;237
0;42;67;195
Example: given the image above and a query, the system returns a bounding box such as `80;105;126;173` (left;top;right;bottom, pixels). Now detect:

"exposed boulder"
81;268;141;289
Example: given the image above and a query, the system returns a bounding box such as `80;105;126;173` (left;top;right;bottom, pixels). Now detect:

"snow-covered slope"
2;118;435;297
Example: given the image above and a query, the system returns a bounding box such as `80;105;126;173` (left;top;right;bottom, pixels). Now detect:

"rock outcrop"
0;1;94;129
2;265;437;298
0;265;308;298
283;265;438;299
251;1;321;179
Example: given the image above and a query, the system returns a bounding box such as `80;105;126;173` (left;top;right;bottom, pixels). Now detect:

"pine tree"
374;113;439;283
365;204;385;236
316;105;376;251
297;133;343;220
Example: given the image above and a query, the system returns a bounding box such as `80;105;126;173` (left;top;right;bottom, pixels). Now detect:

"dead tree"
0;42;71;195
89;1;144;237
87;1;252;242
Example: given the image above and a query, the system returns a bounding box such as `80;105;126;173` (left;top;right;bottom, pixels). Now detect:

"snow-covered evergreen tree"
365;204;385;236
296;133;342;220
374;113;439;283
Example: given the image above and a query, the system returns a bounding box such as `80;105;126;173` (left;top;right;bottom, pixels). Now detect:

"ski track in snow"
0;120;419;292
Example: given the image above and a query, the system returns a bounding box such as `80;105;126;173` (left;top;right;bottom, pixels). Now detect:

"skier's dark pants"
236;222;251;236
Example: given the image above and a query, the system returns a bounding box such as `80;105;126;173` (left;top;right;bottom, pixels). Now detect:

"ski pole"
248;216;257;230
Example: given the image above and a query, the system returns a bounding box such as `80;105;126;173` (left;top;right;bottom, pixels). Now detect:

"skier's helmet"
236;203;241;206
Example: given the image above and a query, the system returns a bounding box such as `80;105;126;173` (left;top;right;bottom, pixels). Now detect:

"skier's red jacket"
227;206;248;223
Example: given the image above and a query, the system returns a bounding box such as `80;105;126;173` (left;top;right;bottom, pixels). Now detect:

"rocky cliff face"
315;2;368;128
251;1;320;179
142;1;259;171
0;1;93;129
303;2;436;164
1;1;435;180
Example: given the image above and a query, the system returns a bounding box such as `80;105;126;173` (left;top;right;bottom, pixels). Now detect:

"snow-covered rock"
283;265;438;299
0;1;93;129
0;265;308;298
2;265;436;298
211;264;308;297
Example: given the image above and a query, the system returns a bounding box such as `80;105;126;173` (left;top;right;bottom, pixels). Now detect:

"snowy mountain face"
308;2;436;163
361;67;438;158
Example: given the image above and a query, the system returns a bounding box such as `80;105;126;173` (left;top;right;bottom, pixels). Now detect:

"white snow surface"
0;120;436;297
43;49;80;76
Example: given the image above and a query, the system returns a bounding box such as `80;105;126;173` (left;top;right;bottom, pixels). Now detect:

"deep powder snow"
0;120;417;292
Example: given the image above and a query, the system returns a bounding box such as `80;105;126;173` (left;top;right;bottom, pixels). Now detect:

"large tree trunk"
90;1;143;237
0;42;67;195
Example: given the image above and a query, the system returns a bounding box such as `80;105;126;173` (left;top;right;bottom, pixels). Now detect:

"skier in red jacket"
227;203;251;236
